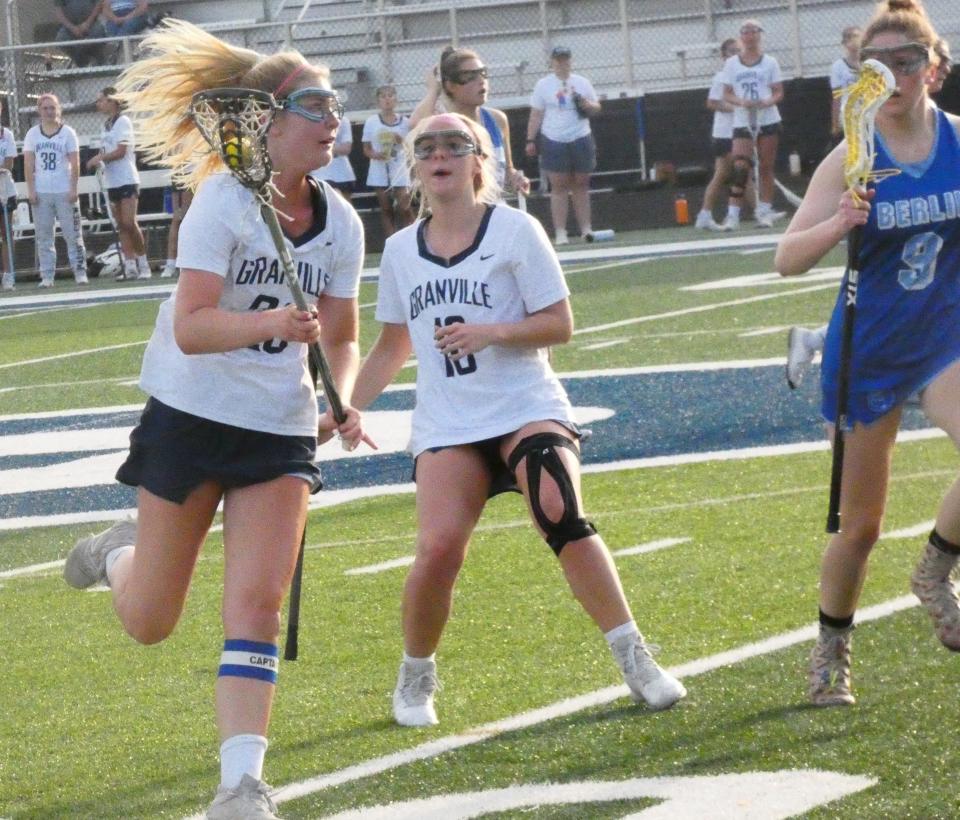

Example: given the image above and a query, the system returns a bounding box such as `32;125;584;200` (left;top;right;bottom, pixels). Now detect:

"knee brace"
507;432;597;556
729;155;752;195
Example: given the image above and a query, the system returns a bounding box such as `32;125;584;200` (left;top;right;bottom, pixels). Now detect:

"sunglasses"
279;87;345;122
860;43;930;76
412;129;481;160
450;67;488;85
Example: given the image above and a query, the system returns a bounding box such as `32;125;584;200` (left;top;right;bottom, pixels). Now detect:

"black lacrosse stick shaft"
826;225;862;533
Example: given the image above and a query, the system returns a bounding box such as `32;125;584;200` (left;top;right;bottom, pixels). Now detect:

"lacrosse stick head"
841;58;899;197
189;88;278;190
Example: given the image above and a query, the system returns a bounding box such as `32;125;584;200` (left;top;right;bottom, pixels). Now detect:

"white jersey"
23;123;79;194
708;71;734;140
100;114;140;189
362;114;410;188
0;127;17;200
375;204;573;456
830;57;859;92
529;73;597;142
141;173;364;436
311;116;356;184
722;53;783;130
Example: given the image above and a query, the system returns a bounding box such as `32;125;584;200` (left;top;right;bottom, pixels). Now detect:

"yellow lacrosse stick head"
839;58;900;201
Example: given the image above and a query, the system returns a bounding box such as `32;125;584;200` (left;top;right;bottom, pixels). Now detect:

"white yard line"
0;341;147;370
612;537;691;557
230;593;916;813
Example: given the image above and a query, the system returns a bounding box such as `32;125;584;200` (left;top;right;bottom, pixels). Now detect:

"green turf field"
2;227;958;819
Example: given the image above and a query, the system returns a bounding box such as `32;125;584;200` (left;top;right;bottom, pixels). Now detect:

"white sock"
698;209;711;218
759;201;773;214
403;651;435;669
104;544;134;586
165;257;175;268
555;227;568;241
124;259;136;275
728;206;741;219
220;734;268;789
604;620;639;646
136;255;150;272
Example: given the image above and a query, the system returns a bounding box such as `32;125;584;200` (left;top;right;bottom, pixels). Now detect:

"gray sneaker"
206;774;280;819
392;660;440;726
808;625;855;706
911;541;960;651
63;518;136;589
611;633;686;710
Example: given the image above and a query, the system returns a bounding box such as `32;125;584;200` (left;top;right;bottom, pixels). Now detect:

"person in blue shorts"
775;0;960;707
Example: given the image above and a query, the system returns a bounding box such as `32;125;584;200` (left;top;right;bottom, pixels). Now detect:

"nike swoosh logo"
480;253;494;260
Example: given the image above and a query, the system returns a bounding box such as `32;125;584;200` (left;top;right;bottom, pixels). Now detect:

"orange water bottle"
675;192;690;225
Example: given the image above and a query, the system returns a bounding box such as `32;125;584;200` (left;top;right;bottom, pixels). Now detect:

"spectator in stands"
525;46;600;245
310;116;356;203
86;86;150;280
695;37;752;231
829;27;862;146
53;0;107;67
722;19;785;229
362;85;413;238
23;93;88;287
160;186;192;278
0;103;17;292
409;46;530;197
101;0;150;38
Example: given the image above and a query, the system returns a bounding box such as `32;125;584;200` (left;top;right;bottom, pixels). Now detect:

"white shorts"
366;156;410;189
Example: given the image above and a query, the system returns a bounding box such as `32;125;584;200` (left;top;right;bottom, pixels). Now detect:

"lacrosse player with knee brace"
776;0;960;707
62;20;367;819
345;112;686;728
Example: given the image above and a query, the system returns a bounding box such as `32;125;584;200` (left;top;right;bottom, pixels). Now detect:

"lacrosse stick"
747;106;762;213
191;88;349;661
94;165;125;279
826;59;899;534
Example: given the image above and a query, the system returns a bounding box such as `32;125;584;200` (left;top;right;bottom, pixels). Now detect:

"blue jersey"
480;107;507;187
822;108;960;426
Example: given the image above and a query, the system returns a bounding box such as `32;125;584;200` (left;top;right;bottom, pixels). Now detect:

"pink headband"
274;63;309;98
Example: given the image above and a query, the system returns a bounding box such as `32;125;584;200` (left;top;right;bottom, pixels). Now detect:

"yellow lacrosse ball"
223;135;252;169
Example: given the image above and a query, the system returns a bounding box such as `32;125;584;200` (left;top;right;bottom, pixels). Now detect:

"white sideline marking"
210;593;913;815
573;281;837;336
580;338;629;351
682;267;842;291
612;537;690;557
0;340;147;370
345;556;414;576
882;520;936;540
0;375;139;395
738;325;788;337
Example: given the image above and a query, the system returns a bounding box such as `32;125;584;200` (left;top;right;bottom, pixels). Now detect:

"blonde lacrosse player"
344;112;686;728
62;19;367;819
362;84;413;238
775;0;960;707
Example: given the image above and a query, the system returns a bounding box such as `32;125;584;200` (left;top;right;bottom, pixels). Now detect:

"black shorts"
107;184;140;202
411;422;584;499
733;123;782;140
711;137;733;158
116;398;322;504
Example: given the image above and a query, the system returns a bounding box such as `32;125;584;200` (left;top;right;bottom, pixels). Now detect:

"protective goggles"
450;67;488;85
412;129;482;160
859;42;929;76
279;87;345;122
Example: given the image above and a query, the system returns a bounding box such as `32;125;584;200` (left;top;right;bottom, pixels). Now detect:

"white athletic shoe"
160;264;177;279
755;212;774;228
610;633;687;710
136;268;152;280
75;271;89;285
694;211;722;231
392;660;440;726
911;541;960;651
1;273;13;291
37;278;54;288
64;518;136;589
719;214;739;232
765;209;787;223
786;326;823;389
206;774;280;820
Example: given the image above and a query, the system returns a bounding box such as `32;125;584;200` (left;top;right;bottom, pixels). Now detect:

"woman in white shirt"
86;86;150;280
